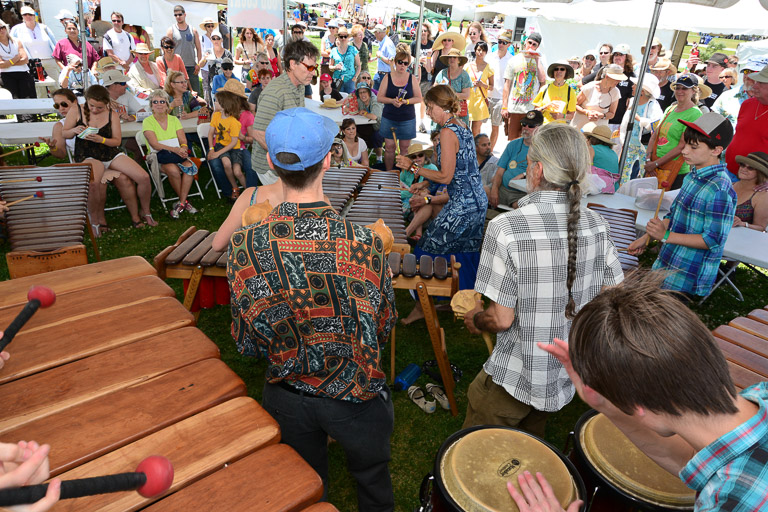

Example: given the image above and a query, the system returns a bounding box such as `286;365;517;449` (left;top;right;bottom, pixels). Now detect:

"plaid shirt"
227;202;397;403
653;164;736;296
680;382;768;511
476;191;624;412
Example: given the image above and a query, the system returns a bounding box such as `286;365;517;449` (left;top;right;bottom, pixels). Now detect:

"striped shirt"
653;163;736;296
680;382;768;511
476;191;624;412
252;72;305;181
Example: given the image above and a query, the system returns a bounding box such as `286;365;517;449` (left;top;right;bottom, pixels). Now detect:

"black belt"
277;380;307;396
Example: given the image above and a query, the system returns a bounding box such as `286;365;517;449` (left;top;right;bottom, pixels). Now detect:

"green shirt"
142;115;183;153
656;105;702;175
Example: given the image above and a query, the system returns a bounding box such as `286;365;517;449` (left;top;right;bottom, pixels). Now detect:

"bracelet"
101;137;106;144
8;60;13;65
501;107;508;111
180;143;188;147
406;99;410;105
425;195;432;204
661;230;671;244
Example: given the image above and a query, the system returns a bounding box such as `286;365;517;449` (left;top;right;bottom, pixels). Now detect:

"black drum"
420;425;586;511
570;410;695;511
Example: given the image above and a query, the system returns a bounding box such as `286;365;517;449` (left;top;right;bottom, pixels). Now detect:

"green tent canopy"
397;9;450;22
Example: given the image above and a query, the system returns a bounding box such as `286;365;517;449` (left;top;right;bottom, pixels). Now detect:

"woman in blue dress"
396;84;488;323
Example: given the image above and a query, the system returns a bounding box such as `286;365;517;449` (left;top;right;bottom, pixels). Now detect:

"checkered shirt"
653;164;736;296
476;191;624;412
680;382;768;511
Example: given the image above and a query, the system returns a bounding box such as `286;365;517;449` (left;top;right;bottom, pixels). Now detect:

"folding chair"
699;262;744;304
0;88;15;123
193;122;222;199
134;131;204;211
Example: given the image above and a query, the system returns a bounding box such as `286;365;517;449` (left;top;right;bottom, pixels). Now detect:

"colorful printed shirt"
503;53;541;114
653;163;736;295
680;382;768;511
210;111;241;149
712;85;750;129
227;202;397;403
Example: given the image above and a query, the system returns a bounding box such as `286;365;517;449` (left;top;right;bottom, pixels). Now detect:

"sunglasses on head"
53;101;70;109
152;100;167;104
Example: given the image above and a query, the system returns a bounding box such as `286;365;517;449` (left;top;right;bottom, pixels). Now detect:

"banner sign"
228;0;284;30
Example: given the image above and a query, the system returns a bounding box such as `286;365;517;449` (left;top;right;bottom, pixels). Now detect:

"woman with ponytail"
462;122;624;434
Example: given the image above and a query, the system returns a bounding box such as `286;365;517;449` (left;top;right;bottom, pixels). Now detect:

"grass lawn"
679;32;741;65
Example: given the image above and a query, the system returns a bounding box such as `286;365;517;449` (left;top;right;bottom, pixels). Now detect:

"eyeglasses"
554;67;567;72
53;101;70;109
300;61;318;72
292;30;304;34
498;41;511;45
338;35;348;39
152;100;167;104
396;59;408;65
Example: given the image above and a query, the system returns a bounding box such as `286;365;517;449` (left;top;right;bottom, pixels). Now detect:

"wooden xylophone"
712;306;768;391
587;203;640;272
346;170;408;245
323;166;369;211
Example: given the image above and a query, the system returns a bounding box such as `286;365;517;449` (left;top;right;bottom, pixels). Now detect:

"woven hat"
199;17;216;30
96;56;118;72
547;61;575;80
439;48;468;67
101;69;129;86
132;43;152;54
641;37;663;54
650;57;676;74
497;30;513;43
217;79;247;98
433;28;465;53
406;142;433;158
603;64;627;82
582;122;616;145
735;152;768;179
320;98;342;108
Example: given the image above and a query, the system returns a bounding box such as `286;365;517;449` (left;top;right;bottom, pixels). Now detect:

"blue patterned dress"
417;121;488;289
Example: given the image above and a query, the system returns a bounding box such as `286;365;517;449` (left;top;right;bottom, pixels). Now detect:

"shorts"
214;143;242;167
380;116;416;141
488;97;503;127
86;152;125;170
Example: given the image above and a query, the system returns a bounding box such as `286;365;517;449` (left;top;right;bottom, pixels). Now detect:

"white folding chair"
135;131;204;211
0;88;15;123
193;122;222;199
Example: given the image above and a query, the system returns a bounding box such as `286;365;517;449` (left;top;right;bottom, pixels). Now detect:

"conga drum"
420;426;586;511
570;410;695;511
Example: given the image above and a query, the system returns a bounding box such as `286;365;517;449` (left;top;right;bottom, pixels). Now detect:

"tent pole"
414;0;425;79
618;0;664;179
283;0;288;55
78;0;89;89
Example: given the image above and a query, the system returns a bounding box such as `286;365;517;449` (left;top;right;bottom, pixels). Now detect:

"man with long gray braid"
462;123;624;436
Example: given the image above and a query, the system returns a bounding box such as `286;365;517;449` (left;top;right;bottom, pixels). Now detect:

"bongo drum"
421;426;586;512
571;410;695;511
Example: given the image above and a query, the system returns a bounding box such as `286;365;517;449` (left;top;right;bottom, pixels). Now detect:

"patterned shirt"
680;382;768;511
653;164;736;296
712;85;750;129
227;202;397;403
476;191;624;412
251;73;305;183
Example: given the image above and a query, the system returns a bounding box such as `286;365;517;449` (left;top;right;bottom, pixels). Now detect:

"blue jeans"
373;71;387;91
240;147;258;188
262;381;394;511
339;79;356;94
207;156;232;198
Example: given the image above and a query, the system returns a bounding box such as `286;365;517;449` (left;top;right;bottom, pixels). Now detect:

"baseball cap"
678;112;733;148
374;24;387;33
613;43;631;55
66;54;82;65
706;52;729;68
101;69;128;86
319;73;332;82
673;73;698;88
266;108;338;171
741;57;768;73
20;6;35;15
521;110;544;127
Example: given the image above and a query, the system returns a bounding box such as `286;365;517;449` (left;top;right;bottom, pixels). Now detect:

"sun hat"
630;73;660;99
439;48;468;67
217;79;247;98
547;61;575;80
432;28;466;53
641;37;663;54
497;30;513;43
326;19;339;28
582;122;616;145
266;107;338;171
650;57;676;74
603;64;627;81
199;17;216;30
678;112;733;148
406;143;433;158
735;152;768;179
132;43;153;54
20;6;35;15
613;43;631;55
748;65;768;83
101;69;129;86
320;98;342;108
694;74;712;101
96;56;119;72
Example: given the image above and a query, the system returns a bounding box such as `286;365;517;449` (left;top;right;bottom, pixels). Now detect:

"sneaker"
169;203;184;219
418;122;427;133
183;201;198;214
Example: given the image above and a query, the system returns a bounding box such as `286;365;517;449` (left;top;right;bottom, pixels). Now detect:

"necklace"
0;39;10;54
755;102;768;121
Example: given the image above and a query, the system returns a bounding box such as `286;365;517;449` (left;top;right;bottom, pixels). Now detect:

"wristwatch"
425;196;432;204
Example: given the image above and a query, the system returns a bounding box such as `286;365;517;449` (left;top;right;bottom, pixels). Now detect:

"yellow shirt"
210;111;242;149
533;82;577;124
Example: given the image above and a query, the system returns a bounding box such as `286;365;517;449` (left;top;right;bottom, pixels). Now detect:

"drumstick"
0;142;40;160
645;189;665;247
0;455;173;506
0;176;42;184
377;184;406;191
0;286;56;352
4;191;44;207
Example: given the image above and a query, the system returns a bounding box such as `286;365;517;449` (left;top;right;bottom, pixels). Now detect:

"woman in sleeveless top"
198;18;216;105
0;21;34;99
63;85;157;229
264;33;282;77
212;182;283;252
234;28;264;83
40;89;78;161
732;152;768;232
377;46;422;171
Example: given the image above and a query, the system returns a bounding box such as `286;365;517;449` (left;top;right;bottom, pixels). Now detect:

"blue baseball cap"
266;108;338;171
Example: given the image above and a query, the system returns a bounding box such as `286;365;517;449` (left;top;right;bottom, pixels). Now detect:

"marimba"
712;306;768;390
346;170;408;245
0;258;329;511
587;203;640;271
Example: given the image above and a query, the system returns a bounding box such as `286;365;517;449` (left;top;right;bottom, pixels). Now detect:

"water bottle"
35;61;44;81
394;363;421;391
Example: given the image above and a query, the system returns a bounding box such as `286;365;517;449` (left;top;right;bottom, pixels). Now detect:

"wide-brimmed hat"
406;143;433;158
748;65;768;84
695;75;712;101
433;28;466;53
735;152;768;179
320;98;342;109
547;61;575;80
603;64;627;82
497;30;513;43
199;17;216;30
439;48;468;67
132;43;152;54
582;122;616;145
650;57;676;74
630;73;660;99
641;37;663;54
217;78;247;98
96;56;119;72
101;69;129;87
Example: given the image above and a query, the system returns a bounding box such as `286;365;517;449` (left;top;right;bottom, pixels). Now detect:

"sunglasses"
554;67;567;72
521;122;537;128
53;101;70;109
360;76;371;80
205;24;214;28
498;41;511;45
719;75;732;80
174;13;184;17
413;153;426;158
112;19;121;23
585;55;596;60
599;51;610;55
259;61;270;65
443;38;453;42
292;30;304;34
338;35;348;39
162;45;174;49
152;100;167;104
396;59;408;65
211;37;222;41
301;61;318;72
613;52;625;57
221;65;234;70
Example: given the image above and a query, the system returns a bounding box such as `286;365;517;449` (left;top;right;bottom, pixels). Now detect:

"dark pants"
262;382;395;512
185;65;200;95
207;156;232;197
240;147;257;188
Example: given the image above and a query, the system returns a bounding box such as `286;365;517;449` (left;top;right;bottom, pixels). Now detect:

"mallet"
377;184;406;192
0;455;174;506
0;176;42;184
0;142;41;160
4;191;44;207
645;189;666;247
0;286;56;352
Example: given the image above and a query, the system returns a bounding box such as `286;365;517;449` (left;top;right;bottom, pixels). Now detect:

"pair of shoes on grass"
408;383;450;413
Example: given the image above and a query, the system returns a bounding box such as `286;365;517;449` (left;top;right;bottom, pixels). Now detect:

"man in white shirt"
11;5;59;82
103;69;144;122
372;24;395;91
103;12;134;72
486;30;514;151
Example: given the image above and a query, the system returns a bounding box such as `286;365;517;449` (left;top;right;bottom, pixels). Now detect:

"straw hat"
650;57;676;74
630;73;660;99
217;79;247;98
582;122;616;145
439;48;468;67
433;28;466;53
96;56;119;73
132;43;153;55
735;152;768;179
603;64;627;82
199;17;216;30
406;142;433;159
547;61;575;80
320;98;342;109
641;36;663;55
695;75;712;102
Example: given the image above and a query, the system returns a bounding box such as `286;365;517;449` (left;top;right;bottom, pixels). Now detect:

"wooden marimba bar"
587;203;640;272
323;166;369;211
346;171;408;245
712;306;768;391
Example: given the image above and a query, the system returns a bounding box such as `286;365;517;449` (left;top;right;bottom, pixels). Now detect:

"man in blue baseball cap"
227;107;398;511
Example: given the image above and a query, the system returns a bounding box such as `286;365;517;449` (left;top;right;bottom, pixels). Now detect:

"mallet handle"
0;472;147;506
5;195;36;207
0;299;40;351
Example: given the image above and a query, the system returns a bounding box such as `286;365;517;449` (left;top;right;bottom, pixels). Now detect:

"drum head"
440;428;576;512
580;413;695;509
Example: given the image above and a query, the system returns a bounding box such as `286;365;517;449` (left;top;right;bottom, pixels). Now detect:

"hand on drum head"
0;441;60;512
507;471;582;512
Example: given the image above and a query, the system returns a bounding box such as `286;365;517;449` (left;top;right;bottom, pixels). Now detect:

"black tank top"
74;104;121;162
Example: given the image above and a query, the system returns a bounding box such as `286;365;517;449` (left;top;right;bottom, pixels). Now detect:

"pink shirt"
239;110;254;137
52;38;99;67
156;54;189;79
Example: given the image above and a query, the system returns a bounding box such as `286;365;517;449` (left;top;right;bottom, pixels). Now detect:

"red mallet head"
27;286;56;308
34;191;44;198
35;176;42;182
136;456;174;498
33;142;40;147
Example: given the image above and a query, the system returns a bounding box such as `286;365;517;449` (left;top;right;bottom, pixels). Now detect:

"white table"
34;77;58;98
508;179;768;268
305;98;375;126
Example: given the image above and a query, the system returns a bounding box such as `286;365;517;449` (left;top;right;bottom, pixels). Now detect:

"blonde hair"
424;84;460;114
527;123;590;319
350;24;364;38
163;70;185;96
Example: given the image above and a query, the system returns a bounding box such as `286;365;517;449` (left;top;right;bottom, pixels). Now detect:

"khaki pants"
462;369;549;438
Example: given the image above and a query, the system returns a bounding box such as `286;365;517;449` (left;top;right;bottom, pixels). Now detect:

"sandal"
91;223;102;238
143;213;158;227
426;383;450;410
407;385;436;414
131;219;145;229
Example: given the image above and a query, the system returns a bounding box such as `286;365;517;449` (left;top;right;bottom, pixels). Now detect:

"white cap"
55;9;75;20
